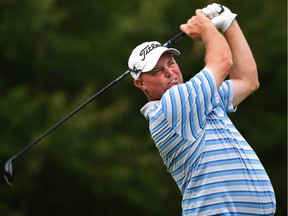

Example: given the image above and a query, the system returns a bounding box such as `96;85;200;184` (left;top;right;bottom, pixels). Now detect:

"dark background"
0;0;286;215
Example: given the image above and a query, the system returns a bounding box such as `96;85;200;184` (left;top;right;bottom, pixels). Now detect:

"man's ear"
134;79;147;91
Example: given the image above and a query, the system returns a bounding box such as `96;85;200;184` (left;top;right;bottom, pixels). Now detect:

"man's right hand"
180;8;233;88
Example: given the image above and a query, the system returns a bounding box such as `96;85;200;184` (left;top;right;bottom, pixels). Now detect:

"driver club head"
4;159;14;186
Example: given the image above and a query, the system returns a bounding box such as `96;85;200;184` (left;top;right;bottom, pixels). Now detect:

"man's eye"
168;60;175;66
153;69;162;75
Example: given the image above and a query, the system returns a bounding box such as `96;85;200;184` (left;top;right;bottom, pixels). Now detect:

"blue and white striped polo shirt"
141;68;276;215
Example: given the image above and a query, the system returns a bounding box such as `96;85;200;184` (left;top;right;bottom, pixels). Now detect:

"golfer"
128;3;276;216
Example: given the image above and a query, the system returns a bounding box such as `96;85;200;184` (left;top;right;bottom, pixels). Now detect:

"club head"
4;159;14;186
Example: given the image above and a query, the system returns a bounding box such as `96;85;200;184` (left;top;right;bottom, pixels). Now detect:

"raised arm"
224;20;259;107
180;9;233;88
201;3;259;107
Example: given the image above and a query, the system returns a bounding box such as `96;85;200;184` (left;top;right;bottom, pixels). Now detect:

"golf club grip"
163;32;186;47
163;4;225;48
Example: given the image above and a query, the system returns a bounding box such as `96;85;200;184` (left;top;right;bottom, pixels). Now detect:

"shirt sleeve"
160;68;219;140
218;80;236;113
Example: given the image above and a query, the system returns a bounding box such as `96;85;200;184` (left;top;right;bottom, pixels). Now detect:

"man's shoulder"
140;101;160;118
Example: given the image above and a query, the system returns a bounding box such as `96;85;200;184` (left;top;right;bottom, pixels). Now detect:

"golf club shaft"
9;31;185;159
163;32;186;47
9;69;131;161
4;31;186;186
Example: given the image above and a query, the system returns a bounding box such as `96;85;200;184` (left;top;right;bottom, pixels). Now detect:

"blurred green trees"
0;0;286;215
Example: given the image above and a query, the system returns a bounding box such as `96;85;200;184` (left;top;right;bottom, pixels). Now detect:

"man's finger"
202;7;213;19
195;9;203;15
207;4;219;17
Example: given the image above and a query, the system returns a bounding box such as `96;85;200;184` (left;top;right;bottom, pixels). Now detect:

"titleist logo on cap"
139;43;161;61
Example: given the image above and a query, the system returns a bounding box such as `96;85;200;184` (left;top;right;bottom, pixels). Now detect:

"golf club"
4;31;186;186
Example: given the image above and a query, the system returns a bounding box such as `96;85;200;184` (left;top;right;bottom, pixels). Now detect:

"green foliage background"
0;0;286;215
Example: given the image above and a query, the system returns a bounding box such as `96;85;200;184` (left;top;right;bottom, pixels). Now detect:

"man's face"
134;52;183;101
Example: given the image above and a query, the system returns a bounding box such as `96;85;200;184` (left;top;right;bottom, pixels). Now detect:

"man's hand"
180;9;233;88
180;9;216;41
202;3;237;33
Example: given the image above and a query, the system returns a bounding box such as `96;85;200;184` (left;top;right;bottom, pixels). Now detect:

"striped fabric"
141;68;276;215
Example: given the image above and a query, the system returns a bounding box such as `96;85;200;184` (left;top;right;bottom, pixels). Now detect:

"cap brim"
142;48;180;73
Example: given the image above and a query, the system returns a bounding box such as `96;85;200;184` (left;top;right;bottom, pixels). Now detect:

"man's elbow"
227;57;234;72
253;79;260;91
223;55;233;76
250;66;260;93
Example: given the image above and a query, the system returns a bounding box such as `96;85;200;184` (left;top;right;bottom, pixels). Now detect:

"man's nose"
164;68;173;77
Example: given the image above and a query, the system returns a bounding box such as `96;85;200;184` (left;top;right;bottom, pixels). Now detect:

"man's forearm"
203;24;233;87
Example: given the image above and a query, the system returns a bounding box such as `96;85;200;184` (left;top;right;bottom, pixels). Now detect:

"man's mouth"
169;78;178;84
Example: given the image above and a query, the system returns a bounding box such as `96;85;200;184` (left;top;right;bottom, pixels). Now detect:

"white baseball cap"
128;41;180;79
